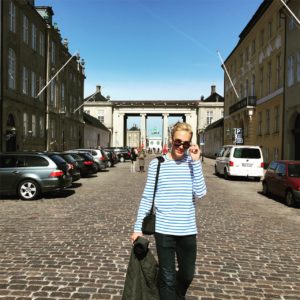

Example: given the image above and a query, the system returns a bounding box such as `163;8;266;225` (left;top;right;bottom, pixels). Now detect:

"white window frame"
32;114;36;137
267;62;272;94
8;48;16;90
276;54;281;89
287;56;294;87
50;80;56;106
274;106;279;133
9;1;16;33
39;116;44;138
23;14;29;44
206;111;213;125
23;113;28;136
22;66;29;95
297;51;300;82
31;23;37;51
31;71;36;98
39;32;44;56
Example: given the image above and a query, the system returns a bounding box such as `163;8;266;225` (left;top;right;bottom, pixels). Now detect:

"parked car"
58;153;81;182
105;147;131;162
64;151;98;177
215;145;264;181
103;149;118;167
71;149;108;171
0;152;72;200
262;160;300;207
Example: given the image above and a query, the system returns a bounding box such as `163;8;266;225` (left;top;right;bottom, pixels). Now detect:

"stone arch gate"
110;100;199;147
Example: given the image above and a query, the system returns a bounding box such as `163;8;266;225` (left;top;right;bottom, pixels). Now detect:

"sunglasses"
173;139;191;149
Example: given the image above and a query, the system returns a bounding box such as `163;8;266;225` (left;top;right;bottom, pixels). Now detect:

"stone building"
1;0;85;152
223;0;285;163
283;0;300;160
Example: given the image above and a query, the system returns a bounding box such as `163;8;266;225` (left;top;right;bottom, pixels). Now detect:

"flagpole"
35;50;78;98
217;50;239;99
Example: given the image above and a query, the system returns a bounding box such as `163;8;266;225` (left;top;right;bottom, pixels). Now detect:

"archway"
5;114;17;152
295;114;300;160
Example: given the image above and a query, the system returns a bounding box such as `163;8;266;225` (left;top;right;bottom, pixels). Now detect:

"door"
273;163;287;198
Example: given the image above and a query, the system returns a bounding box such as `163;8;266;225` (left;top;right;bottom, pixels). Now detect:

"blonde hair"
171;122;193;139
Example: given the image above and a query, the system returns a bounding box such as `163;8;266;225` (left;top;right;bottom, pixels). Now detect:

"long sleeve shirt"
134;154;207;236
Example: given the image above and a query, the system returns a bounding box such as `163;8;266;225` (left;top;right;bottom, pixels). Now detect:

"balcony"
229;96;257;115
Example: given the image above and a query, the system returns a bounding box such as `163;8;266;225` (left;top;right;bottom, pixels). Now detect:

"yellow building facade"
223;1;285;164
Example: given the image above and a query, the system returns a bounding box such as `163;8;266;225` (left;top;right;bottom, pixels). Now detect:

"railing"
229;96;257;114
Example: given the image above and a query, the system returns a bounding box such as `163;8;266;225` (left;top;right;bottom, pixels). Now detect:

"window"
288;16;295;31
239;84;243;99
245;79;249;97
22;66;29;94
31;71;36;98
39;116;44;138
251;74;255;96
8;48;16;90
266;109;270;134
297;52;300;82
276;54;281;89
97;110;105;123
50;119;55;140
264;148;269;163
233;148;261;159
23;113;28;136
38;76;44;102
32;114;36;137
206;111;213;125
287;56;294;87
268;20;272;39
39;32;44;56
23;15;29;44
274;106;279;133
50;80;56;106
9;0;16;33
31;23;37;50
259;67;264;97
51;41;56;64
260;29;264;47
258;112;262;135
267;62;272;94
251;39;256;56
61;83;65;111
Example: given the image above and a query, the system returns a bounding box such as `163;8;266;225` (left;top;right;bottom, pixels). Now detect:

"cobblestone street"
0;155;300;300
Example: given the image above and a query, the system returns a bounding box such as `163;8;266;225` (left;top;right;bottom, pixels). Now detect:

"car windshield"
233;148;261;159
288;164;300;178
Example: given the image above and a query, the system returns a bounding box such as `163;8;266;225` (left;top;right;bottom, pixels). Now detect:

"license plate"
242;163;253;167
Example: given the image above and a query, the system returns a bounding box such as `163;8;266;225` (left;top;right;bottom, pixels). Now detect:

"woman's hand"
189;144;201;161
131;232;143;244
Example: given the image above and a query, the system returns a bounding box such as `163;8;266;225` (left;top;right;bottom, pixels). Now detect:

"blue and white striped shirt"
134;154;207;236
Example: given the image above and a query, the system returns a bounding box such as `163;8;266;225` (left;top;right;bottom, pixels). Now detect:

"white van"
215;145;264;181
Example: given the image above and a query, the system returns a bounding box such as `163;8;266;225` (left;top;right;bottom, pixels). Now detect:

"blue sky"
36;0;262;101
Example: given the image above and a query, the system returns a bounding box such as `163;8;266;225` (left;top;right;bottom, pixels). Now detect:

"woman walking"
131;122;207;300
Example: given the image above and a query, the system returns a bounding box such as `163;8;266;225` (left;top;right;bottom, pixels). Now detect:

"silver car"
0;152;72;200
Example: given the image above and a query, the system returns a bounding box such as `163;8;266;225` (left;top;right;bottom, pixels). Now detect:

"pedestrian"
131;122;207;300
130;147;137;172
138;149;146;172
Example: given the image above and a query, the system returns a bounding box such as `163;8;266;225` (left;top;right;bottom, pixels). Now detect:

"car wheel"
224;168;230;180
286;190;295;207
215;165;219;176
120;157;125;162
18;179;41;200
262;182;269;195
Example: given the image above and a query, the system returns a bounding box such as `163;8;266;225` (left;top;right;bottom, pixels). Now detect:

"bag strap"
149;156;165;214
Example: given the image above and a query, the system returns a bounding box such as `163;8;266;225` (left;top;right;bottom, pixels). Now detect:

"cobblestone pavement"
0;155;300;300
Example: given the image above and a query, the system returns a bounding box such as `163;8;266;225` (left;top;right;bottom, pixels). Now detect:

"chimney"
211;85;216;94
96;85;101;94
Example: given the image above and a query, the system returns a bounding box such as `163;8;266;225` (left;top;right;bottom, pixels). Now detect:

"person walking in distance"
138;148;146;172
130;147;137;173
131;122;207;300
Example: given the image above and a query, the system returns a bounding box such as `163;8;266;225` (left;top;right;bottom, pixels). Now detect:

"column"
163;113;169;145
112;110;124;147
185;112;198;143
140;113;146;148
